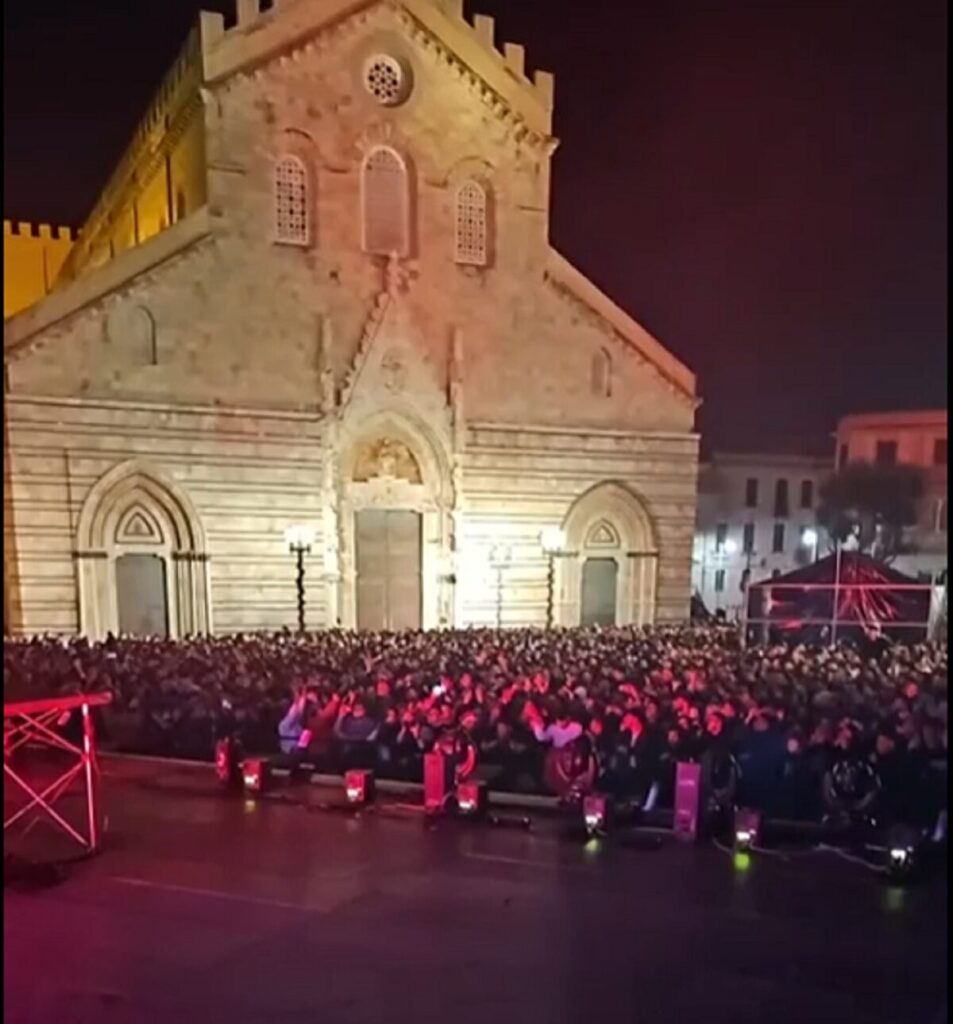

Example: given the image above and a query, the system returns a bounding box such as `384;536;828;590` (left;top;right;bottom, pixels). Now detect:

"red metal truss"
4;692;112;854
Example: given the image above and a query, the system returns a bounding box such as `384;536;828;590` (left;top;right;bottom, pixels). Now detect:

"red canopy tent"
745;551;932;644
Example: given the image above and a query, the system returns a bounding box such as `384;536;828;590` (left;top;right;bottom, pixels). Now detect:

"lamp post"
539;527;566;630
488;544;512;630
801;527;819;563
284;525;315;633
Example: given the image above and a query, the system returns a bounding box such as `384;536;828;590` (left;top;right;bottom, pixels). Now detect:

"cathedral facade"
3;0;699;638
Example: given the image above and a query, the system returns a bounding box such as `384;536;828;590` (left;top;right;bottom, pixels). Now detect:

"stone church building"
3;0;699;638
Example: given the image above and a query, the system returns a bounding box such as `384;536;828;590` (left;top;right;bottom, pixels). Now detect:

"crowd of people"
3;626;947;828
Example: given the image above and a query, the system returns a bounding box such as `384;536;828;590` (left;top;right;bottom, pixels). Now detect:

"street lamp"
284;524;316;633
488;544;512;630
801;527;819;562
724;538;738;555
539;527;566;629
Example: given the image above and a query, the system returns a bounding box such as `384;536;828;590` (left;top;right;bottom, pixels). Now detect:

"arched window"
454;180;488;266
274;155;310;245
362;146;409;256
591;347;612;397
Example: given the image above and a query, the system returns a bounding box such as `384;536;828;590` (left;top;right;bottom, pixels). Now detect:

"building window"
591;348;612;397
875;440;898;466
454;180;489;266
714;569;726;593
362;146;409;256
774;479;789;518
772;523;785;553
274;155;310;245
742;523;755;554
934;438;947;465
745;478;758;508
363;54;411;107
175;190;187;222
800;480;814;509
838;443;848;468
715;523;728;552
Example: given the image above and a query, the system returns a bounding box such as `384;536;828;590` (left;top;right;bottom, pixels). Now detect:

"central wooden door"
580;557;618;627
355;510;422;631
116;553;169;637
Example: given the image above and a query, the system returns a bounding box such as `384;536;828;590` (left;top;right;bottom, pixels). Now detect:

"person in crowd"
277;683;318;754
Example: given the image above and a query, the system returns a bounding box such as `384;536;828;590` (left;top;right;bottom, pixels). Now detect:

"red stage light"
456;780;487;817
583;793;609;834
345;769;374;805
242;758;269;794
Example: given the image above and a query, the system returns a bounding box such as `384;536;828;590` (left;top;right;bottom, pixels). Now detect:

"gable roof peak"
199;0;554;133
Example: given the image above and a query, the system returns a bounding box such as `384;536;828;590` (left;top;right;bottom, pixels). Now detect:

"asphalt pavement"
3;758;947;1024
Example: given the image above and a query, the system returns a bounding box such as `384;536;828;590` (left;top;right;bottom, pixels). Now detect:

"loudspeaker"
673;761;702;842
215;736;242;788
424;751;453;813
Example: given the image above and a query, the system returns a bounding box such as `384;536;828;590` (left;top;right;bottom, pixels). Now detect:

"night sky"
4;0;947;449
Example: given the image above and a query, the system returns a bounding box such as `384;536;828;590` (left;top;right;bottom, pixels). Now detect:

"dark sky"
4;0;947;448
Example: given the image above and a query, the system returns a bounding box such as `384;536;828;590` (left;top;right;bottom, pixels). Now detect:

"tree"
817;461;924;561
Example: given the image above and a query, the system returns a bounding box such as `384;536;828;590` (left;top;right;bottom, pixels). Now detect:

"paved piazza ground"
4;758;947;1024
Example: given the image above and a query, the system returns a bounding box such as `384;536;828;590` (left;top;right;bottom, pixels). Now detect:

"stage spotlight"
345;769;374;806
885;824;920;882
734;808;761;851
242;758;270;795
583;794;609;835
456;780;487;817
215;736;242;789
887;845;914;876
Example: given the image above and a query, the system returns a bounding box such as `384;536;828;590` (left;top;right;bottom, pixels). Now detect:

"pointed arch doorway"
561;484;659;627
75;461;211;640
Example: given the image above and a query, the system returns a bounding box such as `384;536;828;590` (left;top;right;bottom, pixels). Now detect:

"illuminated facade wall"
3;222;74;320
57;29;208;281
4;0;699;637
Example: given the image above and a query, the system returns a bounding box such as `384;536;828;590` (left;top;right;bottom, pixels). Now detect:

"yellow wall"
60;29;207;285
3;222;74;320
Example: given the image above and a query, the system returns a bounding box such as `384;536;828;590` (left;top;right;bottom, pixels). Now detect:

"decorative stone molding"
339;287;394;408
352;437;422;483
